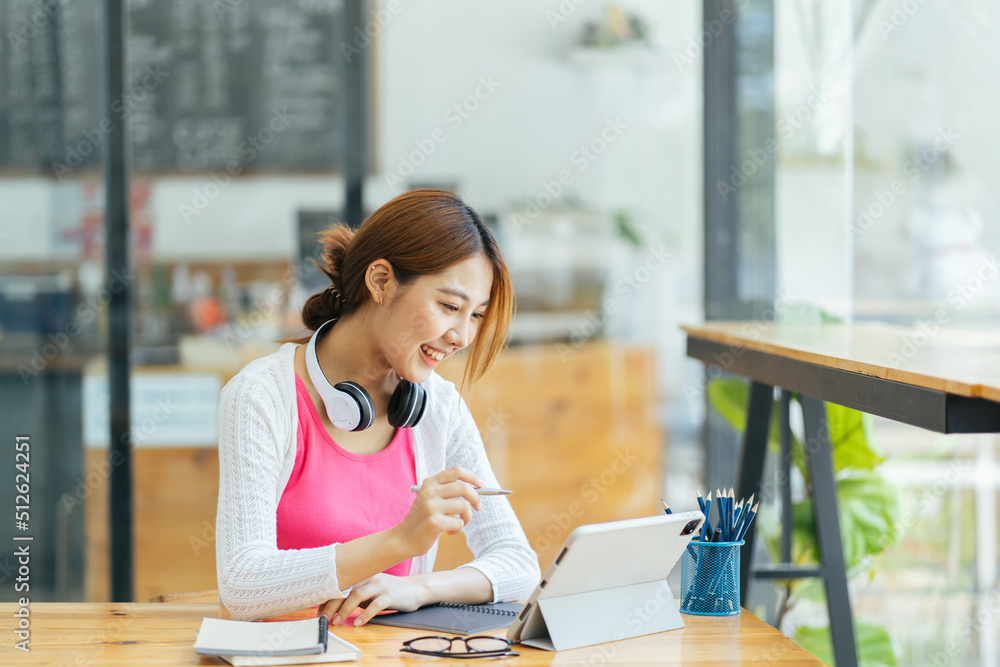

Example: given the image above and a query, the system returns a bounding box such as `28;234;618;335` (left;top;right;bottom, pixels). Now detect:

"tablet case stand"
520;580;684;652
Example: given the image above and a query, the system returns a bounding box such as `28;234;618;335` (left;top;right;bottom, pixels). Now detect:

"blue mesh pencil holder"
679;540;744;616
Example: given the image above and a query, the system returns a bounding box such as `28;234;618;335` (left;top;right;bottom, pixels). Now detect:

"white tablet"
506;511;705;652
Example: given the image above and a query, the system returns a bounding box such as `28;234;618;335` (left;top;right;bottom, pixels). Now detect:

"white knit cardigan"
215;343;541;620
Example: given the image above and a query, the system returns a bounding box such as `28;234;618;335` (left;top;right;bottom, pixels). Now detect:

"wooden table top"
0;602;820;665
683;321;1000;403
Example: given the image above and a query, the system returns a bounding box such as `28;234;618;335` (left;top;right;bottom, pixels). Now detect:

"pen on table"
409;485;513;495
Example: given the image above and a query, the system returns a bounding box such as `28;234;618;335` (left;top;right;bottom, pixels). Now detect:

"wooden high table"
0;602;820;664
683;321;1000;667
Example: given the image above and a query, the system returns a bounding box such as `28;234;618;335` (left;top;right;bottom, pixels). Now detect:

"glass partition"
847;1;1000;663
0;0;105;602
758;1;1000;663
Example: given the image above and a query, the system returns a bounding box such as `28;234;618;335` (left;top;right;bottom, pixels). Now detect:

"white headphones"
305;319;427;431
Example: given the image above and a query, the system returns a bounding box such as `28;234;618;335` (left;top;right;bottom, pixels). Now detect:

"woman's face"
378;254;493;383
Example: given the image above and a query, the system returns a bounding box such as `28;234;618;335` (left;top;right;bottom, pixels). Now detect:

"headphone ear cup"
331;381;375;431
388;380;426;429
410;383;427;426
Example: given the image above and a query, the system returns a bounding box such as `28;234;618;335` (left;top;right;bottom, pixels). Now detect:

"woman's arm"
445;393;542;603
318;564;494;627
333;466;485;590
320;466;494;625
322;526;488;602
409;566;494;604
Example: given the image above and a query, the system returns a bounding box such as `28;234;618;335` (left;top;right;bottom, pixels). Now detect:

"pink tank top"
276;373;415;577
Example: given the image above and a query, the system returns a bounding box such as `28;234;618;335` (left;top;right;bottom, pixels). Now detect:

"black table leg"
737;381;774;602
800;395;858;667
779;390;793;564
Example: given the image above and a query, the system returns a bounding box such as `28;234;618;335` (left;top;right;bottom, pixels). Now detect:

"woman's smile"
420;343;446;364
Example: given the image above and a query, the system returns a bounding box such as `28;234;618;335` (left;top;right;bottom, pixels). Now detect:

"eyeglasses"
401;635;519;658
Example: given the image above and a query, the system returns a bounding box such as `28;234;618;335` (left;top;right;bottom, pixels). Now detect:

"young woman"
215;189;540;624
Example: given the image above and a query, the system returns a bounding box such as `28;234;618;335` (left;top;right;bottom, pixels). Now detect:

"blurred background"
0;0;998;664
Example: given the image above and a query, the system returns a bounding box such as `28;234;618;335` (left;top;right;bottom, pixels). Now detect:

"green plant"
707;378;903;666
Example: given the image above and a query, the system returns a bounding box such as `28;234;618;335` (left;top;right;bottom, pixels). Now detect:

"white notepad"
217;634;361;667
195;617;361;664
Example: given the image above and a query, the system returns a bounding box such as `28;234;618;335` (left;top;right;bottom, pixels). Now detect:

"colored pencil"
735;494;755;540
736;503;758;541
728;488;735;541
701;492;712;541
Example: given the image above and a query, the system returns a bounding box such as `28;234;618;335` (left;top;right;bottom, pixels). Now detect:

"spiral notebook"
367;602;524;635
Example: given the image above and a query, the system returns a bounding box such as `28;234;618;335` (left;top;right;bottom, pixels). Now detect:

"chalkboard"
0;0;344;174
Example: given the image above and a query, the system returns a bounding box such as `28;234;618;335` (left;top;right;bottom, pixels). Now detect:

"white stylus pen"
410;485;513;495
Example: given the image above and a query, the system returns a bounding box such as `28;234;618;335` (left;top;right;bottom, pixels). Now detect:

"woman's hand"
317;573;428;626
393;466;484;557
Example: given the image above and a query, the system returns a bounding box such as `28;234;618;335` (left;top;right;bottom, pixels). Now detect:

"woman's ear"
366;259;394;305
